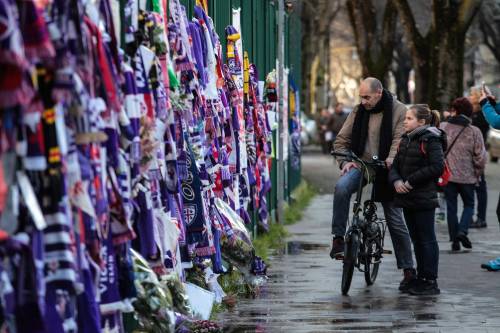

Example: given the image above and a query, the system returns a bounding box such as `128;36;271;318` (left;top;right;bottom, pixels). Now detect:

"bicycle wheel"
364;238;380;285
341;232;359;295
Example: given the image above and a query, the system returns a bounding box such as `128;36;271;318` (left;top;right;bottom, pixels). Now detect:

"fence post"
276;0;285;224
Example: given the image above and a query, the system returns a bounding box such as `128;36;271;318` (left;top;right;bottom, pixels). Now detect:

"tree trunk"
410;32;466;109
435;31;466;108
300;0;342;115
393;67;411;103
393;0;481;109
310;54;320;114
346;0;397;87
301;11;316;115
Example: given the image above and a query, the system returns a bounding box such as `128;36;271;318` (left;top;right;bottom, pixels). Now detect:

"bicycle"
331;150;391;295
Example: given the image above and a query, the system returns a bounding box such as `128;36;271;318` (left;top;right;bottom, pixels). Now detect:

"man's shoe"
408;279;440;296
329;237;345;259
399;268;416;292
451;241;461;252
456;233;472;249
400;278;419;293
469;220;481;228
470;218;487;228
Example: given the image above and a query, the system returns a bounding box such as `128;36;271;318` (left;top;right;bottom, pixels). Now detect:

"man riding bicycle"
331;77;416;291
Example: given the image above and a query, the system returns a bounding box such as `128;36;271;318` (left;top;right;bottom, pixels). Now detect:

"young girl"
389;105;446;296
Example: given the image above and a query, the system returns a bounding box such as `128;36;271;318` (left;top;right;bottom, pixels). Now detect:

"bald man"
331;78;416;291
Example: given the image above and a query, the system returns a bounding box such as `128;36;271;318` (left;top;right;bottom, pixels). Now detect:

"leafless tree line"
301;0;500;111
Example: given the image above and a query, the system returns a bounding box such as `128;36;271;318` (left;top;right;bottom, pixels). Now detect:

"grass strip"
253;180;317;260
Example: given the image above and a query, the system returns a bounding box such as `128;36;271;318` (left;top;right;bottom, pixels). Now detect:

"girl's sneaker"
408;279;440;296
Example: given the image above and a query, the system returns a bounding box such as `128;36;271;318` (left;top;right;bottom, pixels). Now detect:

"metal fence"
179;0;302;230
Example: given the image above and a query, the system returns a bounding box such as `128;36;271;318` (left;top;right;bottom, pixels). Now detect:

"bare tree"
301;0;342;114
478;0;500;64
346;0;398;86
391;29;412;103
393;0;482;109
329;4;363;106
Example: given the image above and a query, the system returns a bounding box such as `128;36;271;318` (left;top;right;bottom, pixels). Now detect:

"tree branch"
329;0;343;24
431;0;447;32
381;1;397;54
478;16;500;64
458;0;482;32
392;0;425;52
346;0;366;59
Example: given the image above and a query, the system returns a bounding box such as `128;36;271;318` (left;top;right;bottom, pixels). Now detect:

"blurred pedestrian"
440;97;487;252
480;88;500;129
442;110;451;121
479;87;500;271
468;86;490;228
389;105;445;295
317;108;331;154
327;103;348;151
480;89;500;225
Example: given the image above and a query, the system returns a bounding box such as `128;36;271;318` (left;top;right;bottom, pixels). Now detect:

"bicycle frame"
337;151;384;233
332;150;389;294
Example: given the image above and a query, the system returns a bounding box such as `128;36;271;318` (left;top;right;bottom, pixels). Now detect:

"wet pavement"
220;147;500;332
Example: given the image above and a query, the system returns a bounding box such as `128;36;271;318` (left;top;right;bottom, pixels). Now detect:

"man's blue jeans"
331;168;414;269
444;182;475;241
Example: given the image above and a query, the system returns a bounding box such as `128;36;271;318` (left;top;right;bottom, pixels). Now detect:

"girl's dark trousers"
403;208;439;280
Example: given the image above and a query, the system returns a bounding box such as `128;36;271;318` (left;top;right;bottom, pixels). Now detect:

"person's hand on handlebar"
385;157;394;169
341;162;359;176
394;180;410;194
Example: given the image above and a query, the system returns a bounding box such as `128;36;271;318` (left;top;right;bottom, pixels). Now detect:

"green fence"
178;0;302;229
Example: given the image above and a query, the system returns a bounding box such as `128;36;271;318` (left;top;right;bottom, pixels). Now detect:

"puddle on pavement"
330;318;363;324
292;233;314;236
415;313;439;321
285;241;329;255
223;324;265;333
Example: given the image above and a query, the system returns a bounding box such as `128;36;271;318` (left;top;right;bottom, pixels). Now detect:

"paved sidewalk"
220;150;500;332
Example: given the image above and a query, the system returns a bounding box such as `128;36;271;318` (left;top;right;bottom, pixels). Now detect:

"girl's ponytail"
430;110;441;127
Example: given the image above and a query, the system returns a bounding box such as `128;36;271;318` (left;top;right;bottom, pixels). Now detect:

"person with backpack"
440;98;487;252
389;105;445;295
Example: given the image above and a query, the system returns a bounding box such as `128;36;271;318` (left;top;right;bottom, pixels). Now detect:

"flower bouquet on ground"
131;249;175;332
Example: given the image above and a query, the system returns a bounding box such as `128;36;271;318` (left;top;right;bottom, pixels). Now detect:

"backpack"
419;141;451;187
419;125;468;187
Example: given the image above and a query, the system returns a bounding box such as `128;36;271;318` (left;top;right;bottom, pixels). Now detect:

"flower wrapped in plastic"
161;274;192;315
213;199;268;292
214;198;252;247
131;249;175;332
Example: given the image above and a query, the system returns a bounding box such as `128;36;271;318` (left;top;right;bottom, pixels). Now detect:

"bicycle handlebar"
331;150;386;169
330;151;352;159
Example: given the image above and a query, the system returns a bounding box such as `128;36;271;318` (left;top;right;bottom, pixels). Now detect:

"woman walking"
440;98;487;252
389;105;445;295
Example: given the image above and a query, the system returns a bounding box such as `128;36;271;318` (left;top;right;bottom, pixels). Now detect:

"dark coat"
388;126;447;209
471;111;490;144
